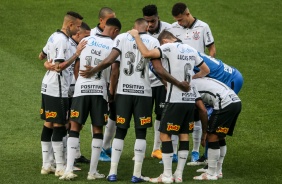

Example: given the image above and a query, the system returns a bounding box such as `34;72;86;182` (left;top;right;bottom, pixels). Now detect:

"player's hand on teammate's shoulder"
128;29;139;38
80;65;94;78
178;81;191;92
76;39;88;55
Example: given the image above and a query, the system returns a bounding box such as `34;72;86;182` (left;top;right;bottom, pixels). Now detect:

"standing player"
169;2;216;164
68;22;91;164
59;18;121;180
128;29;210;183
142;4;174;161
80;18;159;183
192;77;242;180
39;11;85;177
90;7;117;162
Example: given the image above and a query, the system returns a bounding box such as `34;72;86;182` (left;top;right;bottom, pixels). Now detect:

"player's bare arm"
207;43;216;57
195;99;208;147
151;58;190;92
128;29;160;58
80;49;120;78
56;39;87;72
74;60;80;80
39;51;47;60
109;62;120;102
192;62;210;79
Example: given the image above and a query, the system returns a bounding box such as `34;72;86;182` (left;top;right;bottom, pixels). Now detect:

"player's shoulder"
160;21;172;29
170;22;181;29
194;19;210;27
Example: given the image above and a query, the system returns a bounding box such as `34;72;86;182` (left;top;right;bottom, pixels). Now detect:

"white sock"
52;141;65;171
62;135;68;163
171;135;178;154
153;120;161;151
89;138;103;175
76;136;82;159
174;150;189;177
41;141;52;169
133;139;146;177
65;137;79;173
103;118;116;150
217;145;227;174
162;153;173;177
192;120;202;152
207;148;220;176
109;138;124;175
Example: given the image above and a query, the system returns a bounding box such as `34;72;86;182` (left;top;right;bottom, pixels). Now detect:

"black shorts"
159;103;195;135
208;102;241;137
152;85;166;116
115;94;152;129
108;101;116;120
70;95;108;126
40;94;69;124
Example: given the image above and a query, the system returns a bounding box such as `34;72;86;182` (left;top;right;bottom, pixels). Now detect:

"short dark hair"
157;30;177;44
99;7;115;18
80;22;91;31
66;11;83;20
142;4;158;16
106;18;122;30
172;3;187;16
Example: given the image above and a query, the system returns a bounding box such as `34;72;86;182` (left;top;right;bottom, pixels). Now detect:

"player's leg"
99;101;116;162
173;103;194;183
131;95;152;183
87;96;108;180
59;96;88;180
151;85;166;160
107;94;132;181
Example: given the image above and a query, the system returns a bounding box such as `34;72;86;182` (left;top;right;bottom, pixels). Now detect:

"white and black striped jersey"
168;18;214;53
158;42;203;103
148;21;172;87
73;34;113;100
192;77;241;110
113;32;160;97
41;30;72;97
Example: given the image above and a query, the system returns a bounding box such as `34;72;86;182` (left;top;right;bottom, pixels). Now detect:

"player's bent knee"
115;127;128;140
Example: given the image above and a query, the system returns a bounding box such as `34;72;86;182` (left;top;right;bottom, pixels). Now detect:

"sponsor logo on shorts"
40;108;43;115
140;117;151;125
189;122;194;131
70;110;79;118
216;127;229;134
116;116;125;124
45;111;57;119
104;114;108;122
167;123;180;131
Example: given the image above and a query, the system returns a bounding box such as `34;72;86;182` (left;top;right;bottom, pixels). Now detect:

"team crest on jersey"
116;116;125;124
216;127;229;134
70;110;79;118
140;117;151;125
167;123;180;131
46;111;57;119
193;31;200;40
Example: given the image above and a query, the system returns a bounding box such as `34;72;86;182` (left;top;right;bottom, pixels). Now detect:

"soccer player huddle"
38;2;243;183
